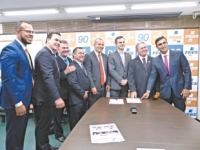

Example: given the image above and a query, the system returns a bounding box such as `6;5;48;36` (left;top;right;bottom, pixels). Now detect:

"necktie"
64;58;69;66
98;53;105;86
164;55;170;74
81;63;87;76
142;58;147;69
25;49;32;70
120;52;125;67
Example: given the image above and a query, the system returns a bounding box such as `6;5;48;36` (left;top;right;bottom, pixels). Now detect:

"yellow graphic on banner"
189;60;198;76
61;33;76;47
120;31;135;46
184;29;199;44
90;32;105;45
186;92;197;107
151;30;167;45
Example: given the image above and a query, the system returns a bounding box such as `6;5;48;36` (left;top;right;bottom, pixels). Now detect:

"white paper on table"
89;123;125;143
109;99;124;104
126;98;142;103
137;148;165;150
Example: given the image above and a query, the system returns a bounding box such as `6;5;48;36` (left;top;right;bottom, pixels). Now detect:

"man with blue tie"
142;36;192;112
54;40;76;141
0;21;34;150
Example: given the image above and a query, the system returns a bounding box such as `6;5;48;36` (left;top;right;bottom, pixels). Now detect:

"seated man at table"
67;47;90;130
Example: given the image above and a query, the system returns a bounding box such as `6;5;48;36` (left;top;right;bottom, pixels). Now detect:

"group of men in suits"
0;20;192;150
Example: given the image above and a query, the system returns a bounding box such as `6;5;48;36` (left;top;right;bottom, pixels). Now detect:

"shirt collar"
16;39;26;51
161;50;170;57
94;50;101;57
59;54;68;60
117;50;124;54
46;46;56;54
74;59;82;67
139;55;147;61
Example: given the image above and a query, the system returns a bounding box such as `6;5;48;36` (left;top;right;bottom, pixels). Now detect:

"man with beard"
32;32;65;150
0;21;34;150
108;36;132;97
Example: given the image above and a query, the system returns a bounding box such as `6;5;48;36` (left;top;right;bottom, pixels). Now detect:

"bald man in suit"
83;38;110;107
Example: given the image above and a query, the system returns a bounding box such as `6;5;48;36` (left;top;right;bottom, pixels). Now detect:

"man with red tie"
142;36;192;112
83;38;110;107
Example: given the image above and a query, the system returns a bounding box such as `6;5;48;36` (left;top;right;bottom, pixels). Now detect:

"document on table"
109;99;124;104
89;123;125;143
126;98;142;103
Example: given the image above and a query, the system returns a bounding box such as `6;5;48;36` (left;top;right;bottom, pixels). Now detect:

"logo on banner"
186;92;197;107
62;33;76;47
186;109;197;117
184;47;198;54
125;48;135;57
151;30;167;45
168;45;183;51
90;32;105;45
184;29;199;44
189;61;198;76
120;31;135;46
82;47;91;54
105;32;118;45
105;46;116;55
168;30;182;43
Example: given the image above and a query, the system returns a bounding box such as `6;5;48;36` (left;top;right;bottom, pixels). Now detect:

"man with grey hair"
128;42;159;99
0;21;34;150
84;38;110;107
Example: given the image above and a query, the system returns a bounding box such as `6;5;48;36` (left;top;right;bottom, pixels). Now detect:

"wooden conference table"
59;98;200;150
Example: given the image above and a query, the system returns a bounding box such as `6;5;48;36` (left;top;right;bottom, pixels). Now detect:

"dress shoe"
56;136;66;142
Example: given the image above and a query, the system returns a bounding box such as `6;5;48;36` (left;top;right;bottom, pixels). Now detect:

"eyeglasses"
20;30;35;34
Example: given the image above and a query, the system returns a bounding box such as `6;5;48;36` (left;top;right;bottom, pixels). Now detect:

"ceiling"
0;0;200;23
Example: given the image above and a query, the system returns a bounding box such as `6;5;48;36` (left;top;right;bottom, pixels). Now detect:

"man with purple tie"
142;36;192;112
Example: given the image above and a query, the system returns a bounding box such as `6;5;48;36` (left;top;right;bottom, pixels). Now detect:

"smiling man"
67;47;90;130
0;21;34;150
142;36;192;112
32;32;65;150
128;42;159;99
108;36;132;97
83;38;110;108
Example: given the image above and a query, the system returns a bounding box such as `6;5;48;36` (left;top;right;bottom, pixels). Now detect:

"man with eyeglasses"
0;21;34;150
54;40;76;141
108;36;132;97
142;36;192;112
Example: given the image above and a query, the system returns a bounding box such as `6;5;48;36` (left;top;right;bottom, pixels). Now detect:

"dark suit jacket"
0;40;33;109
108;50;132;90
56;56;72;100
68;60;90;105
147;50;192;99
83;51;110;91
128;56;159;98
32;46;61;107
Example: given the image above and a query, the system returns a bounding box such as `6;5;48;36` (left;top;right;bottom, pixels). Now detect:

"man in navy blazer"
54;40;75;141
0;21;34;150
68;47;90;130
142;36;192;112
83;38;110;107
32;32;65;150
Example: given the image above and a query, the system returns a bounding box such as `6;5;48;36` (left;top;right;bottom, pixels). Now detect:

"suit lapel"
158;54;167;73
169;50;173;73
73;60;87;77
136;56;146;71
124;52;130;68
115;51;124;68
146;56;152;70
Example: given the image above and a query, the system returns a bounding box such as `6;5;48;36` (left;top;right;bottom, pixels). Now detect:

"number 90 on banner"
135;31;151;45
76;32;90;46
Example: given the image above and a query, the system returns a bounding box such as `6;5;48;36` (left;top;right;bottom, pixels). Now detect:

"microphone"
130;106;137;114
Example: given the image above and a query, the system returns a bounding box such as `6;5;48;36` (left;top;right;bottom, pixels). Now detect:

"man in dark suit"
0;21;34;150
142;36;192;112
108;36;132;97
83;38;110;107
54;40;75;141
68;47;90;130
128;42;160;99
32;32;65;150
